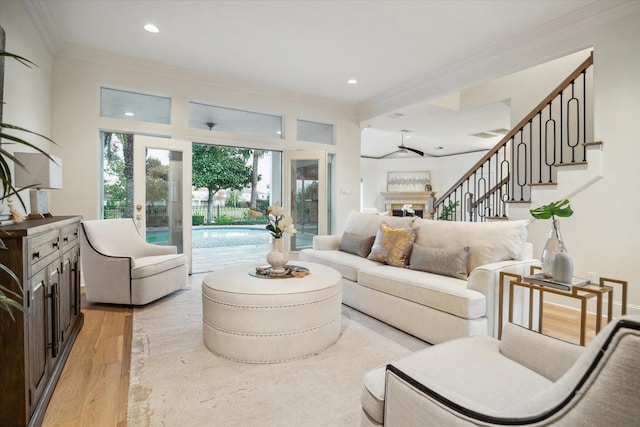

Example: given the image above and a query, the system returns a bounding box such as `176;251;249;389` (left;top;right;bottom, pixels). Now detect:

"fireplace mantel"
381;191;435;218
381;191;430;204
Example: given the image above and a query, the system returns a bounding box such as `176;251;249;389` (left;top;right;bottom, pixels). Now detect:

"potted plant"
438;200;460;221
530;199;573;278
0;34;57;318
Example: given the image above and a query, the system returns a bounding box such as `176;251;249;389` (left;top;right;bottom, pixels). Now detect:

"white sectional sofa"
299;211;537;344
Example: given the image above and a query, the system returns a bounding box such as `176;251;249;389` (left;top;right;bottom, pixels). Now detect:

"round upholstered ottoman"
202;261;342;363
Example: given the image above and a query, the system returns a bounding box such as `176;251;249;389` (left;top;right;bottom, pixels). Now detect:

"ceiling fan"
361;130;425;159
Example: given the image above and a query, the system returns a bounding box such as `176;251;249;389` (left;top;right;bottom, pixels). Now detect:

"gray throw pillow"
339;232;376;258
409;245;469;279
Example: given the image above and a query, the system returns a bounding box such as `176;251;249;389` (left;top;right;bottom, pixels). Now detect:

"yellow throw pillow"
367;222;417;267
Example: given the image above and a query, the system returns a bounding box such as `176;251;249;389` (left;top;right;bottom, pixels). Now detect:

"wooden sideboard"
0;216;83;427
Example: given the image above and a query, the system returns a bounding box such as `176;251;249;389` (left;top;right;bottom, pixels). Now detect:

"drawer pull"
63;237;69;242
32;251;40;260
53;242;59;249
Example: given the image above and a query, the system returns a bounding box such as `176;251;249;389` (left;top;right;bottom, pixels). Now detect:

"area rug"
127;273;428;426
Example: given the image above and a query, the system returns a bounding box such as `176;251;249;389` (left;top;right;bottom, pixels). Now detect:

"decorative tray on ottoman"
250;265;310;279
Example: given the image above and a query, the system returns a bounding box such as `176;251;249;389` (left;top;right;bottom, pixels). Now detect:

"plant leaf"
0;50;37;68
0;123;58;146
530;199;573;219
0;294;24;316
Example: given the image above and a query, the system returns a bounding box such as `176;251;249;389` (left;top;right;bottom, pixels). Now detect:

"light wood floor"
42;293;132;427
42;295;603;426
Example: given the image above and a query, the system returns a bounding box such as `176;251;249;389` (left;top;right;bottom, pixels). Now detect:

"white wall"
508;50;591;129
44;48;361;234
0;1;53;157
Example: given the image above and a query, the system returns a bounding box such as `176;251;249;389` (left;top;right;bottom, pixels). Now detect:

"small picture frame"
387;171;430;192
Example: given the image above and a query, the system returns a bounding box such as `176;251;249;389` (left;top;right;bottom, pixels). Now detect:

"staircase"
434;53;600;222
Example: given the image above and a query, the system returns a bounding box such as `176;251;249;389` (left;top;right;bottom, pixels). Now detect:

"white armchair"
80;218;188;305
362;315;640;426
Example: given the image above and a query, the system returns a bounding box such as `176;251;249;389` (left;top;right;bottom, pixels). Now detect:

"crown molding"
22;0;63;55
357;1;640;124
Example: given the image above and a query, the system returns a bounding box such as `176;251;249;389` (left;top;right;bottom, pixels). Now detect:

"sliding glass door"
283;150;328;252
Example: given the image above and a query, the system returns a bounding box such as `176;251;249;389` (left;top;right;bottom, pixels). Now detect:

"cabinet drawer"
60;223;79;253
28;229;60;276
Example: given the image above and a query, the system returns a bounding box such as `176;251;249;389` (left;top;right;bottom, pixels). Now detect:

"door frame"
133;135;193;272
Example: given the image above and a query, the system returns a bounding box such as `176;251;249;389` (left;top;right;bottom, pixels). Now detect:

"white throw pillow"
343;211;416;237
412;218;529;272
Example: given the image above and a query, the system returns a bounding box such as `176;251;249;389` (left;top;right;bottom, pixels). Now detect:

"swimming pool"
147;226;271;248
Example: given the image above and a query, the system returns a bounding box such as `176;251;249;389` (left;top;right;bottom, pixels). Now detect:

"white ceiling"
29;0;613;157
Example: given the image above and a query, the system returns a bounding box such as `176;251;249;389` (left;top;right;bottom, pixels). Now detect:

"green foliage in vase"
529;199;573;220
438;200;460;221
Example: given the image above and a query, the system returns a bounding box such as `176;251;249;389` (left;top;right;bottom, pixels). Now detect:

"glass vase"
266;237;289;273
541;219;567;277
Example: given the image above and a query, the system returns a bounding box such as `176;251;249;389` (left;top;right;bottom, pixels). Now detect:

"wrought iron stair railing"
434;53;594;222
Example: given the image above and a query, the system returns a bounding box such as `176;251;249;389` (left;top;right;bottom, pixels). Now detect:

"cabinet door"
48;264;62;371
28;269;49;412
71;247;81;318
60;248;80;340
59;255;71;342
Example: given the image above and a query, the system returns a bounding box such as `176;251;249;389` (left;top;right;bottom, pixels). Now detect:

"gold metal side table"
498;266;627;345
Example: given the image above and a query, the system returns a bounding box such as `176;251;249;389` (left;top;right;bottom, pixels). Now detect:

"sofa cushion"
413;218;529;272
298;249;382;282
409;245;469;280
339;232;376;258
367;222;417;267
344;211;416;237
362;366;387;424
357;265;486;319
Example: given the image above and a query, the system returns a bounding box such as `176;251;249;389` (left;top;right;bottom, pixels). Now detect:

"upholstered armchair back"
81;218;160;259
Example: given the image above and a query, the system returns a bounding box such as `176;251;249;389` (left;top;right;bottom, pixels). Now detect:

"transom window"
100;87;171;124
188;102;283;139
297;119;334;144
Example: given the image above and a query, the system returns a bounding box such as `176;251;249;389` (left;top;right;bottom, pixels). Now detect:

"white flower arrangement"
401;204;415;216
249;202;297;238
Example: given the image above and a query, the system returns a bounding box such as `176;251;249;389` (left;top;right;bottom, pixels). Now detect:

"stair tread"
554;161;588;167
529;182;557;187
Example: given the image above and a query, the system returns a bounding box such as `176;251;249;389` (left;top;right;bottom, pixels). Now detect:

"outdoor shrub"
256;199;270;212
215;214;235;225
192;215;205;226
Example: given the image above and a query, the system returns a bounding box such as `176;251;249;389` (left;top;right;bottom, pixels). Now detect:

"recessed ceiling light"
144;24;159;33
125;112;135;117
276;131;282;135
347;79;358;85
